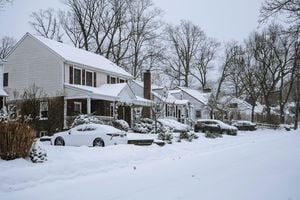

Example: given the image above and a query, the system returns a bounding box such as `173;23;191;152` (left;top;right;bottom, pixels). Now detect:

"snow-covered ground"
1;129;300;200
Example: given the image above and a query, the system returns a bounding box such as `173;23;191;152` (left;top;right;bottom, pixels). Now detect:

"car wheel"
93;138;105;147
54;137;65;146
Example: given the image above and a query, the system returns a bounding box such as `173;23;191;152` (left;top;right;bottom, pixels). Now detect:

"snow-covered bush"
0;122;35;160
158;118;190;132
29;141;47;163
158;132;173;142
71;114;104;128
205;131;222;139
132;118;160;133
110;120;129;131
179;131;199;142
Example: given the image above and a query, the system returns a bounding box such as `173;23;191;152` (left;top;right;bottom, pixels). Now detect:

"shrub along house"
3;33;151;136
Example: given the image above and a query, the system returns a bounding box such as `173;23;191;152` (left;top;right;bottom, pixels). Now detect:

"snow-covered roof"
132;80;164;90
64;83;152;106
178;87;211;105
65;83;129;98
220;96;263;114
0;89;8;97
29;33;132;78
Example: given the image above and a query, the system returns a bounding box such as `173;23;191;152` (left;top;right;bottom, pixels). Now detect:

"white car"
51;123;128;147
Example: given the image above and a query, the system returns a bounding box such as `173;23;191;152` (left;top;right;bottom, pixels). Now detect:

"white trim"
39;101;49;120
73;67;82;85
85;70;94;86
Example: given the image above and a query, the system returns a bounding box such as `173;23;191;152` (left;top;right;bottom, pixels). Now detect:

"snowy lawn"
1;129;300;200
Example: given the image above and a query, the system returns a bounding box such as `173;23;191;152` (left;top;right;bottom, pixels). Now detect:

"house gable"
4;34;64;100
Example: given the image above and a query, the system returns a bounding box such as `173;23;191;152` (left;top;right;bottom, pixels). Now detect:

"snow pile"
0;129;299;200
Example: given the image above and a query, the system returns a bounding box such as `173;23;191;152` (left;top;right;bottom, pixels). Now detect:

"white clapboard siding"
4;35;64;100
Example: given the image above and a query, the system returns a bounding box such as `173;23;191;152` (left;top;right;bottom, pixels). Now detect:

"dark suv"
194;119;238;135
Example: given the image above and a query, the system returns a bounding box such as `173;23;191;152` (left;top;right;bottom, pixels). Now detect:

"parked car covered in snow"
194;119;238;135
232;121;257;131
52;124;128;147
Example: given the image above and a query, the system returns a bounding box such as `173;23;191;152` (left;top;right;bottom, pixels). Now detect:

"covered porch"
64;83;152;128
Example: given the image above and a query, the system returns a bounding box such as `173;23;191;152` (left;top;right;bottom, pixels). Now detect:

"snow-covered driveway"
1;129;300;200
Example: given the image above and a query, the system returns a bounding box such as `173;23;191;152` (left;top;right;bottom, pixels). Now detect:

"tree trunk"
251;104;255;122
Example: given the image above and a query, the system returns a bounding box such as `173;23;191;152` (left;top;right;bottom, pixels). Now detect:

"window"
74;102;82;114
228;103;238;108
3;73;8;87
74;68;81;85
86;71;93;86
39;131;48;138
40;101;49;120
195;110;201;118
110;77;116;84
119;79;125;83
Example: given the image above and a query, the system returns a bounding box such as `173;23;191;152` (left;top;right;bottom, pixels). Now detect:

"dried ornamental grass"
0;122;36;160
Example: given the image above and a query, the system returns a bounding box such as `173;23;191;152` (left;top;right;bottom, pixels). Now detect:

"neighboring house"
169;87;211;122
130;79;191;124
4;33;151;135
220;96;263;121
131;80;212;124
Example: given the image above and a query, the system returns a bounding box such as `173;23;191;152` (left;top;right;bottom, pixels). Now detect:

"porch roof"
0;89;8;97
64;83;152;106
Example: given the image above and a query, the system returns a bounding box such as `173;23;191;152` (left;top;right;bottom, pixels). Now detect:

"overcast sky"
0;0;265;42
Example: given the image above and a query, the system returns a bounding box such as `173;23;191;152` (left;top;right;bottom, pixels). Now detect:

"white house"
130;80;212;125
4;33;151;134
219;96;263;121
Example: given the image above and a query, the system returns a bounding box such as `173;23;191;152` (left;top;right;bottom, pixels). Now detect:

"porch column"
63;98;67;129
87;97;91;115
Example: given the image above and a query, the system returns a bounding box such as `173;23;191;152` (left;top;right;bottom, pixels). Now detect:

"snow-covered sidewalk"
1;129;300;200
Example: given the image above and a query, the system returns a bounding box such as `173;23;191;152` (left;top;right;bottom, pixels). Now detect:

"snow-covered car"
194;119;238;135
52;124;128;147
232;121;257;131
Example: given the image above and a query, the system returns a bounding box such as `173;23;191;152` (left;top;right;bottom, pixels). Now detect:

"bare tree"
0;36;16;59
291;40;300;129
238;40;263;122
260;0;300;34
191;37;219;90
126;0;163;79
0;0;13;10
165;20;205;87
215;41;241;100
63;0;99;51
29;9;63;41
59;10;84;48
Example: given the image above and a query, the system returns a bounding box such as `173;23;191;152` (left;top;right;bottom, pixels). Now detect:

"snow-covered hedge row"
72;115;130;132
132;118;156;133
71;115;104;128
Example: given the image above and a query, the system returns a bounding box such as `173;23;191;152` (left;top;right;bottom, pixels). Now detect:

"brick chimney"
142;70;151;118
